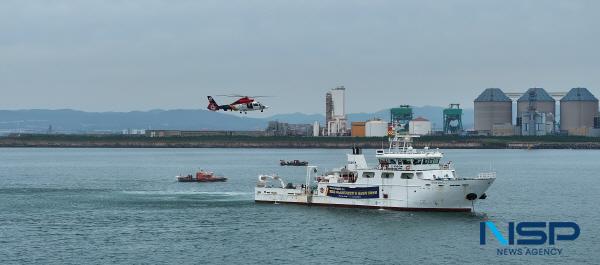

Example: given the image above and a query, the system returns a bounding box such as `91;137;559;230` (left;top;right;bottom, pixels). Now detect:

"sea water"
0;148;598;264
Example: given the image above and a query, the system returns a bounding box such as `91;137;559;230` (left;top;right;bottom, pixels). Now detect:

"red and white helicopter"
207;94;270;114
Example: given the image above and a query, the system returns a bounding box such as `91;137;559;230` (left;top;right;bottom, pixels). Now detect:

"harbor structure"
442;104;463;135
390;105;413;132
474;88;512;135
560;87;600;136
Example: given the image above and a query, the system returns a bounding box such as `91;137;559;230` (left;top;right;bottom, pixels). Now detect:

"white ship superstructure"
255;129;495;212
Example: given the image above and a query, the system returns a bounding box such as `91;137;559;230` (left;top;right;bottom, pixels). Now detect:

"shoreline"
2;135;600;149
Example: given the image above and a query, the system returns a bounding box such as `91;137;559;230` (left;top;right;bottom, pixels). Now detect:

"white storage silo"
409;117;431;135
365;120;388;137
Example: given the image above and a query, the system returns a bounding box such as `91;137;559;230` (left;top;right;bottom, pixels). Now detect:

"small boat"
176;170;227;182
280;160;309;166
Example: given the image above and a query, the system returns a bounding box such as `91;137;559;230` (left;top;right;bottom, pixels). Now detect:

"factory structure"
315;85;600;138
265;121;314;136
349;105;434;137
350;119;388;137
324;86;348;136
474;87;600;136
315;85;464;137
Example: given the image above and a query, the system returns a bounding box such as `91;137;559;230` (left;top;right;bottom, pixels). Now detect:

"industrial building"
516;88;556;136
351;122;366;137
325;86;348;136
265;121;314;136
122;129;146;135
474;86;600;137
409;117;432;136
560;87;600;136
312;121;320;136
474;88;513;135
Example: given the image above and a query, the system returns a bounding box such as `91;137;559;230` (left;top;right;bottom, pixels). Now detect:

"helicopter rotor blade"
214;94;273;98
215;94;242;97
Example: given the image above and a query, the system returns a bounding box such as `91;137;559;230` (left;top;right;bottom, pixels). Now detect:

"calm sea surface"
0;148;598;264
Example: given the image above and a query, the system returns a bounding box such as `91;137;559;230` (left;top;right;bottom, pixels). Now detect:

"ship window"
433;158;440;164
389;159;397;164
413;159;422;165
382;172;394;179
423;159;429;165
362;172;375;178
402;159;412;165
401;173;414;179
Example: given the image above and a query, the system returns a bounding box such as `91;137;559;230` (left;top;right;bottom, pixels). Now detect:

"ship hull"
255;200;471;212
255;178;494;212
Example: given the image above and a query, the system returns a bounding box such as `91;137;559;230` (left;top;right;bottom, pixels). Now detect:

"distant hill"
0;109;267;133
0;107;474;134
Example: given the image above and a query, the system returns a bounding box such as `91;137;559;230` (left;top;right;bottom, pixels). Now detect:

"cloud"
1;0;599;114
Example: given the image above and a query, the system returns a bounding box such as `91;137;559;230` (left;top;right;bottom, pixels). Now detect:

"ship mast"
388;121;418;153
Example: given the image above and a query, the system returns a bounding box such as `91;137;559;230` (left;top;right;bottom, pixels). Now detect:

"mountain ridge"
0;107;473;133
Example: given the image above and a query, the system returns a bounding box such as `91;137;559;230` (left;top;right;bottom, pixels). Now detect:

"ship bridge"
375;132;446;171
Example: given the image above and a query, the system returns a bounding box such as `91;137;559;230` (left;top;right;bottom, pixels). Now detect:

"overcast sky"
1;0;599;115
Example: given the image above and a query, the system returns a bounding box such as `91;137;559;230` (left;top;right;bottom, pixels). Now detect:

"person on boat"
379;159;389;169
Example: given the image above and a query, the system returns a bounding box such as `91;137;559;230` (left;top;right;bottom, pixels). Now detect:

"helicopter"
206;94;269;114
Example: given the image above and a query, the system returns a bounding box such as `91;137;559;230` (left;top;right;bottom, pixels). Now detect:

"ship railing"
477;172;496;179
379;149;439;155
438;163;456;170
376;165;443;171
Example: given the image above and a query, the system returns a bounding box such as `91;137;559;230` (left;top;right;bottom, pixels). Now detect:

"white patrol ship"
255;129;496;212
